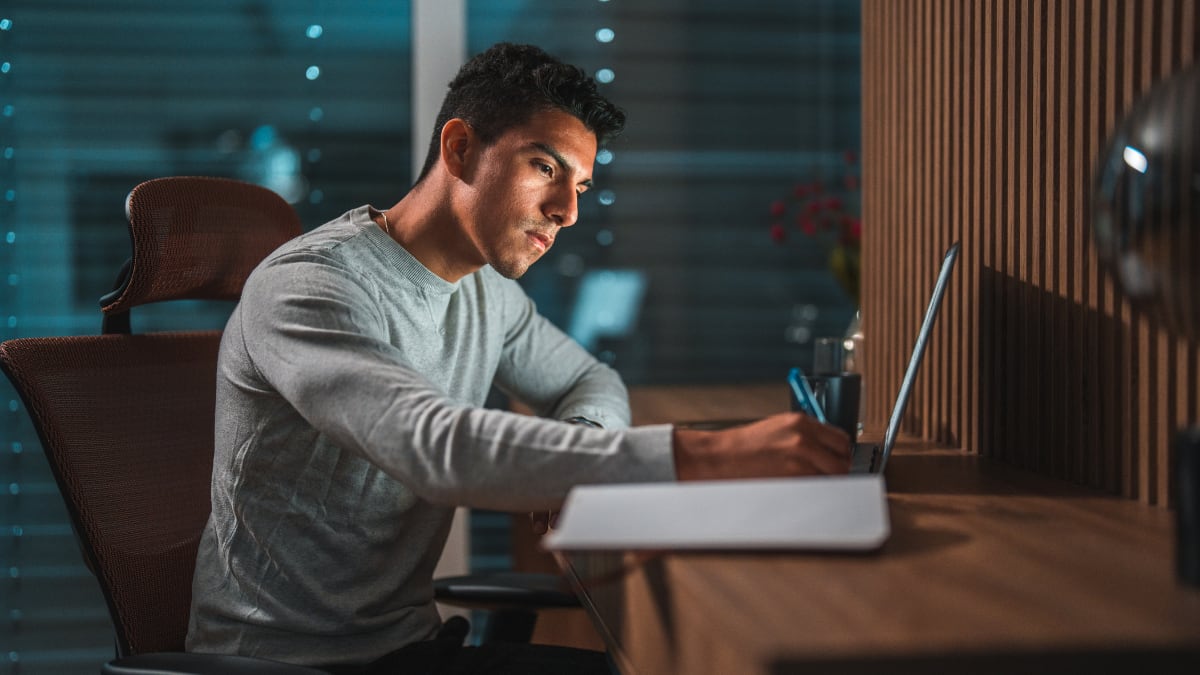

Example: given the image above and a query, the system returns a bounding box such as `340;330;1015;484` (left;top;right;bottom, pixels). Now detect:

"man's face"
458;109;597;279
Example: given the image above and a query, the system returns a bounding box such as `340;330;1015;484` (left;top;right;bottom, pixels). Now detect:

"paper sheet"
543;474;890;551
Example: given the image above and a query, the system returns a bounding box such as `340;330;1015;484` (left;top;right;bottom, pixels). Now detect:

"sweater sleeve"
490;274;632;430
234;253;675;511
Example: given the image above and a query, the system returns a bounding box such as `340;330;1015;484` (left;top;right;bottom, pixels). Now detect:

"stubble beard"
488;219;550;279
491;257;533;280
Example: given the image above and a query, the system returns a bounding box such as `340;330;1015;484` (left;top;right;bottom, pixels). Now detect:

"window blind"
473;0;862;384
1;3;412;671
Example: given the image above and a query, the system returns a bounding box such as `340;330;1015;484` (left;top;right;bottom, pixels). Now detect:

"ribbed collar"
353;205;460;296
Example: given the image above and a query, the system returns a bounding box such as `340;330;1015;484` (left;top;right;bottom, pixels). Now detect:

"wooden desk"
551;384;1200;674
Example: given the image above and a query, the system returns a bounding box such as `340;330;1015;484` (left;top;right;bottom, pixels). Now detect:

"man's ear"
440;118;474;180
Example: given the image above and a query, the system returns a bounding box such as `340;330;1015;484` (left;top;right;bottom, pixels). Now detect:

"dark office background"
0;1;859;672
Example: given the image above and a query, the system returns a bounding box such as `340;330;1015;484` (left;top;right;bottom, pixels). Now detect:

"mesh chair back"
0;334;221;654
0;176;301;656
102;176;302;321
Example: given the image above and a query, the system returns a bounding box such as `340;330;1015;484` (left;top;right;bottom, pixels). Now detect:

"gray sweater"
185;206;675;666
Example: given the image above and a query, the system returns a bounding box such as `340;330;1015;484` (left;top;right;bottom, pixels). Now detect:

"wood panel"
861;0;1200;505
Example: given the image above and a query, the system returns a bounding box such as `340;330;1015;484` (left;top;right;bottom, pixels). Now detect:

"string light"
304;12;324;206
593;4;617;233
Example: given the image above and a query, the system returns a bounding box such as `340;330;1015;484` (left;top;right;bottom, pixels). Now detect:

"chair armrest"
433;571;580;610
103;652;328;675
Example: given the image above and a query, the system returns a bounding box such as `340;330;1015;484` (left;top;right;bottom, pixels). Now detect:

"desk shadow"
885;450;1131;500
640;557;677;656
770;646;1200;675
878;500;972;558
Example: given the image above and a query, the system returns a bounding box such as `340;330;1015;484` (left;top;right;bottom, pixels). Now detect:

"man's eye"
536;162;553;176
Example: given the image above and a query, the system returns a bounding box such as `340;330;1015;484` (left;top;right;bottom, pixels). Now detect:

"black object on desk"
793;372;862;441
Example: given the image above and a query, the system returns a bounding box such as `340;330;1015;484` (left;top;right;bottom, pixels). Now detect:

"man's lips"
527;231;554;252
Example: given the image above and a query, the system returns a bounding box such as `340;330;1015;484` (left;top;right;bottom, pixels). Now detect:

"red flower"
848;218;862;241
765;148;863;308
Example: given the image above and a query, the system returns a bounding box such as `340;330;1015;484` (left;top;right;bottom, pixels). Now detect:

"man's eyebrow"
531;142;593;188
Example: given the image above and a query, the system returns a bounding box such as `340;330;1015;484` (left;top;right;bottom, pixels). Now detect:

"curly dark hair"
416;43;626;183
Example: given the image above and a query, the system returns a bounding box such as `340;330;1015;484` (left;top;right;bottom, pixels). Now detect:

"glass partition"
0;2;412;671
471;0;862;385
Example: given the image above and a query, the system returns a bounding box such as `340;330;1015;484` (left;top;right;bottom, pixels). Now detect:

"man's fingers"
793;415;853;474
799;415;852;454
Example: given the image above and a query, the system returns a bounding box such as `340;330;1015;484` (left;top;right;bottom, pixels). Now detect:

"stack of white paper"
543;474;890;551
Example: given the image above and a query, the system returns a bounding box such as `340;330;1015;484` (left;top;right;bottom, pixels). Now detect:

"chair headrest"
100;176;303;317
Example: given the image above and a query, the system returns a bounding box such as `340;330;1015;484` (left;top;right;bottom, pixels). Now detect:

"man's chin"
489;259;534;280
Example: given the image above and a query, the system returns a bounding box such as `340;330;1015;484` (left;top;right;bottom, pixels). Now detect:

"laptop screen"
877;242;961;472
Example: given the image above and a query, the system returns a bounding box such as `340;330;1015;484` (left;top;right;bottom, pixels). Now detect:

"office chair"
0;176;577;675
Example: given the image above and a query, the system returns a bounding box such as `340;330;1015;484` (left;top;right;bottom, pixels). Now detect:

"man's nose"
545;186;579;228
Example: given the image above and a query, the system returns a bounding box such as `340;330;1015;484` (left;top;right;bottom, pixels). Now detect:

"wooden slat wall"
861;0;1198;506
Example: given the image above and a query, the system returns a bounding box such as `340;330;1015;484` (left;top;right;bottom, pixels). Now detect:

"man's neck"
379;181;480;283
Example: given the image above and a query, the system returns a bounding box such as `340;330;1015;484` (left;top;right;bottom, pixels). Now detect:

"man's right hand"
671;412;852;481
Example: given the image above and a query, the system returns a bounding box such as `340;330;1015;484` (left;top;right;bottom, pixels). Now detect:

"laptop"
684;241;961;474
845;241;960;474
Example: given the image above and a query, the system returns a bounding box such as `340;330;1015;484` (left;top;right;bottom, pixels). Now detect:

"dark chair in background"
0;176;576;675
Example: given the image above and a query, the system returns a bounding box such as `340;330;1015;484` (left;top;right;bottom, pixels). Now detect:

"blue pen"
788;367;827;424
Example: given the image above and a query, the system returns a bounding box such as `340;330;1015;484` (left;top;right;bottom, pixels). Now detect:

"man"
186;43;850;673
